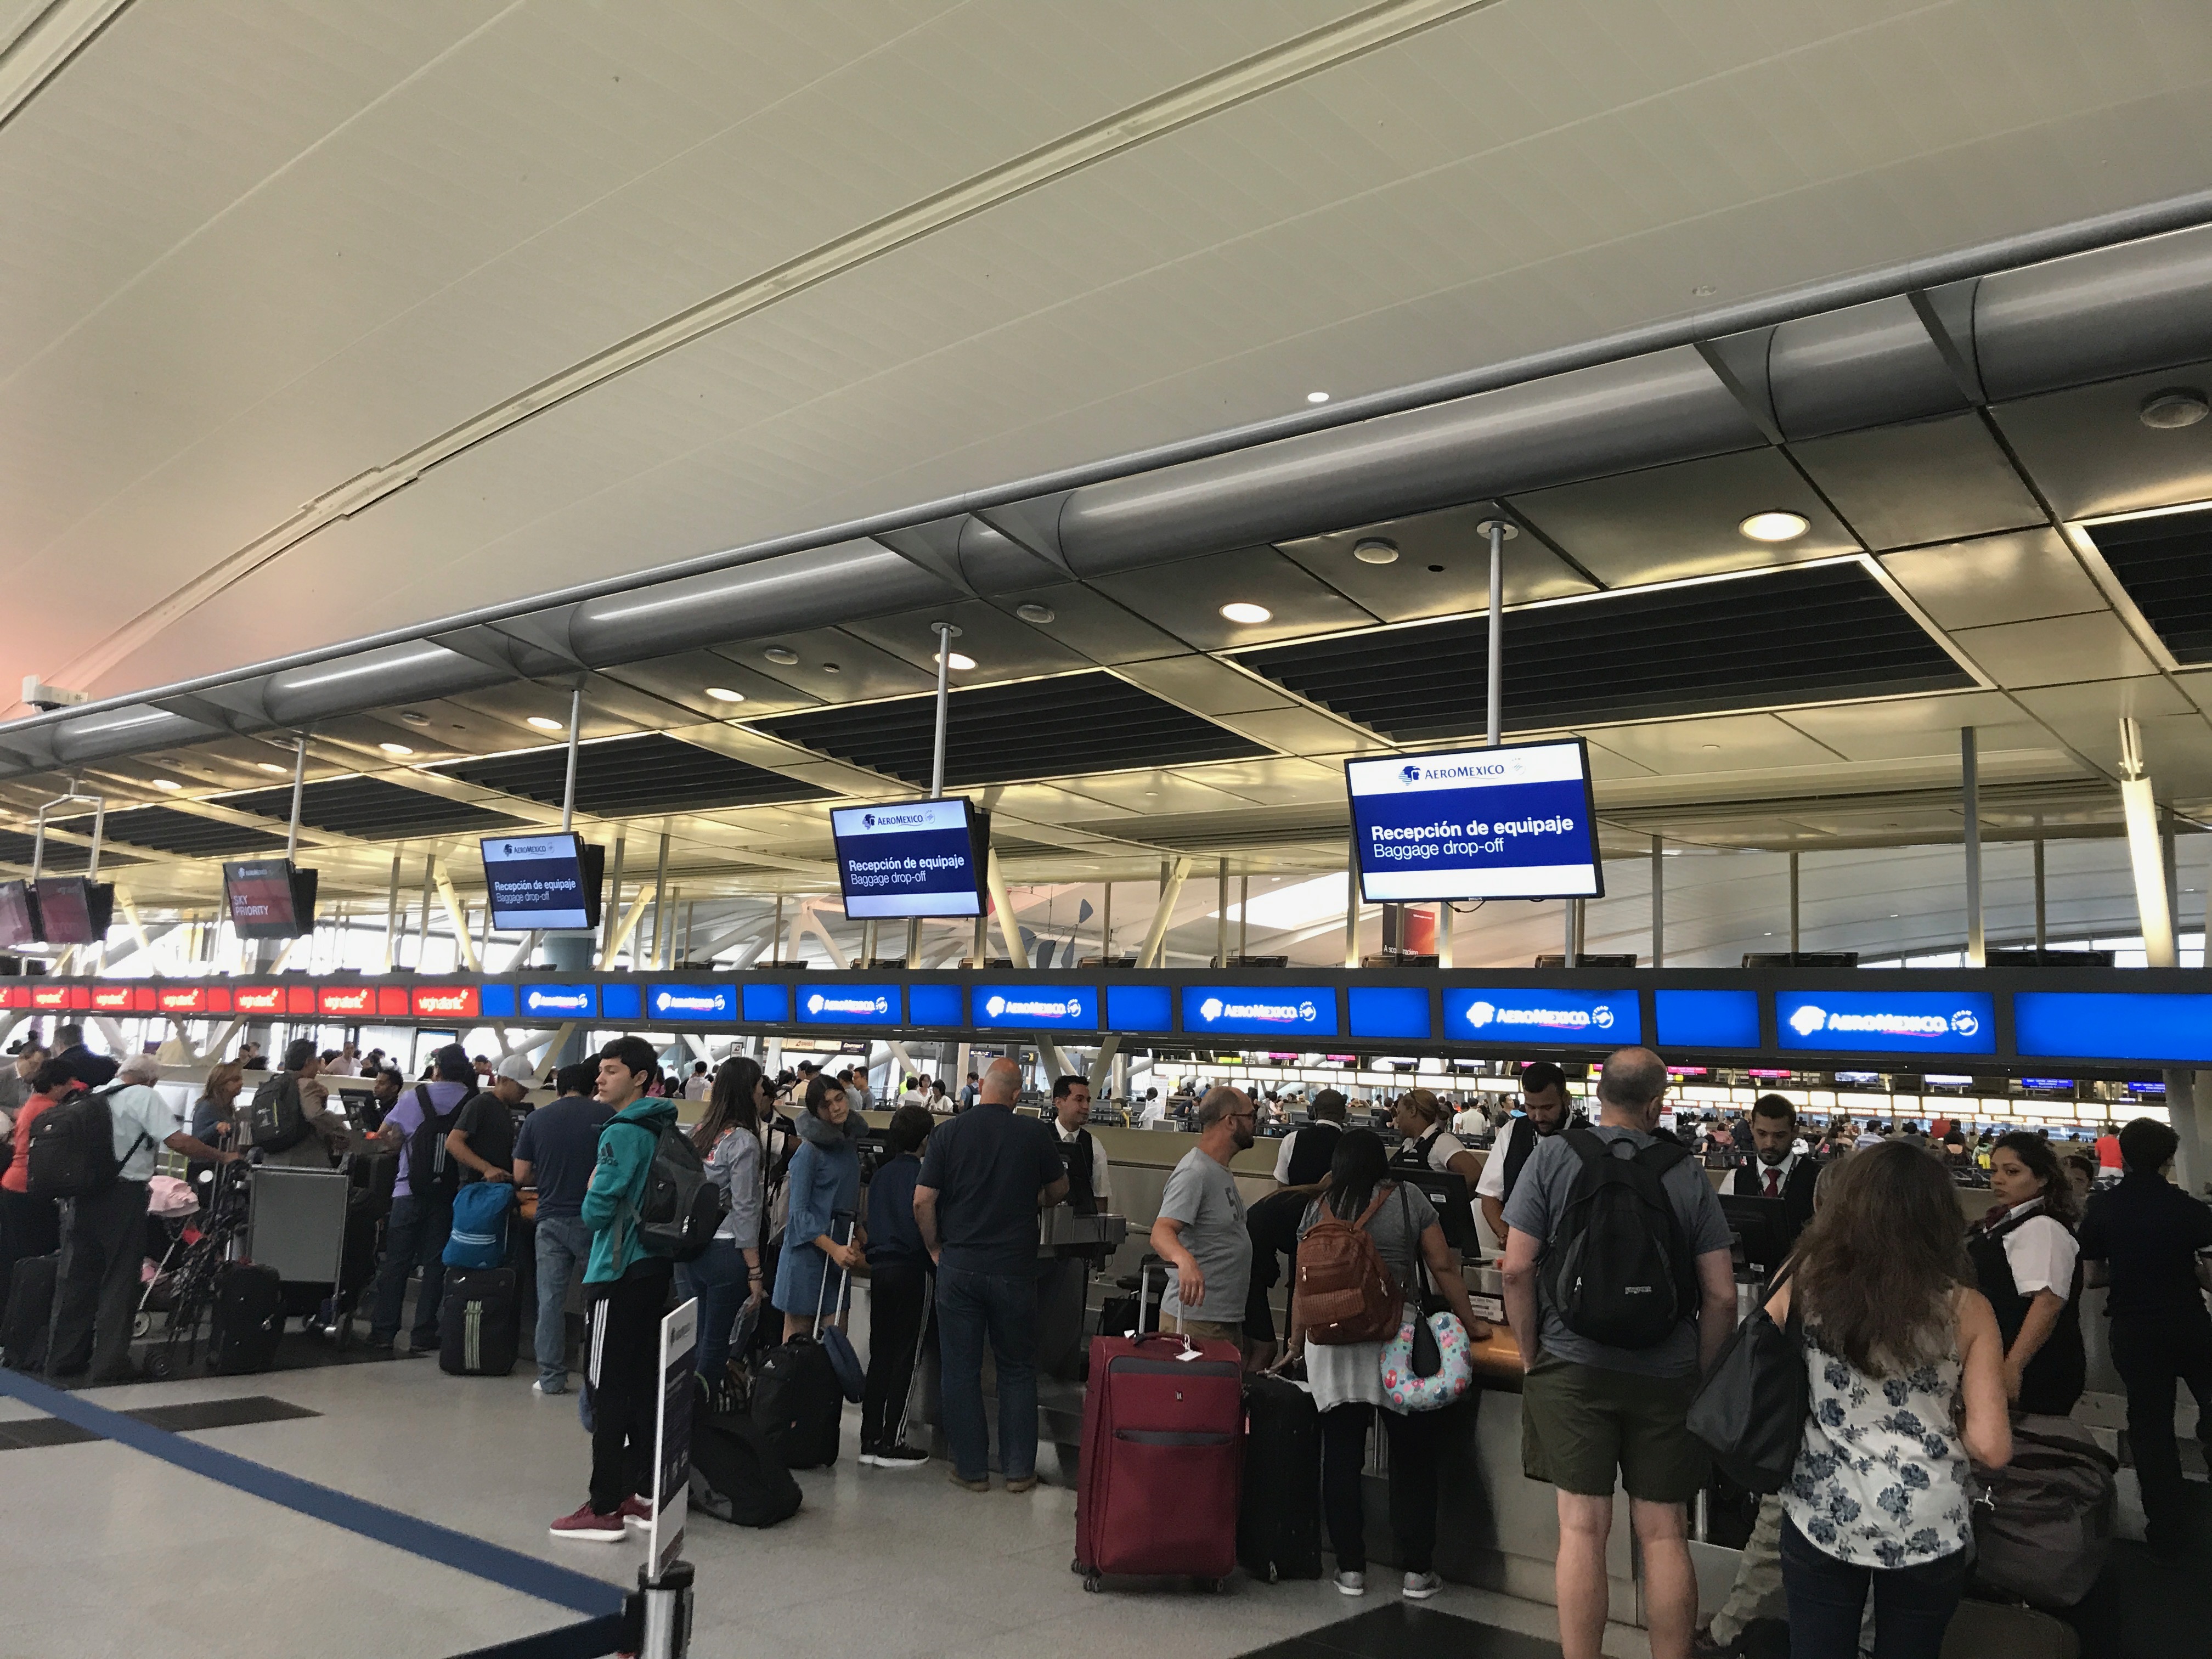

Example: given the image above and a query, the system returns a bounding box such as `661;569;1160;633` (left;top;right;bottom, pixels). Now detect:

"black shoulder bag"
1686;1266;1807;1493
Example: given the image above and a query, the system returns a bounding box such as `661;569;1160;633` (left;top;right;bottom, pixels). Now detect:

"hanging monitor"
31;877;112;945
831;798;988;919
222;859;318;940
1345;737;1603;902
481;833;606;932
0;881;40;949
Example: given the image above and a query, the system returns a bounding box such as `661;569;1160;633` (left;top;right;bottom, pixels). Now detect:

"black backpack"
26;1085;150;1201
406;1084;474;1202
245;1073;312;1153
1540;1122;1699;1350
612;1117;725;1262
690;1407;801;1528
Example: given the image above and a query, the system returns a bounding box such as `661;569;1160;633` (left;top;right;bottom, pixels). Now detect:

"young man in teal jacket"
552;1035;680;1541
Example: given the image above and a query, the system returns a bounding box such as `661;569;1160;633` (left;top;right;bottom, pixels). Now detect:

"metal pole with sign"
634;1296;699;1659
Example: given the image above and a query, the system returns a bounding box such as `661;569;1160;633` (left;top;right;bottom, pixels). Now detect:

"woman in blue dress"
773;1074;866;1341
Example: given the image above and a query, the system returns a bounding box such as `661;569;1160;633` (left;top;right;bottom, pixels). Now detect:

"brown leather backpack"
1296;1183;1402;1344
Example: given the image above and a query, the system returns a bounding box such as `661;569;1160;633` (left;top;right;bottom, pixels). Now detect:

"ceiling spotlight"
1014;602;1056;625
820;662;840;674
1306;392;1330;404
2140;388;2209;429
150;778;180;791
1220;602;1272;625
379;742;414;756
526;715;564;731
399;710;430;725
704;686;746;704
1352;538;1399;565
257;761;287;775
763;646;799;666
1739;510;1810;543
936;652;977;671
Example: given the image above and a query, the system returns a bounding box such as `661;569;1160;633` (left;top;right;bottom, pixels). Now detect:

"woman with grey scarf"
771;1074;867;1342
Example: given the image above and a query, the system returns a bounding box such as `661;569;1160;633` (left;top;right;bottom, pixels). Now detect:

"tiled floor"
1238;1605;1562;1659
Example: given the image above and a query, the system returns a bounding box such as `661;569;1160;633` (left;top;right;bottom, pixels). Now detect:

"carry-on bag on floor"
1968;1418;2117;1609
1238;1370;1323;1582
691;1407;803;1528
751;1292;844;1470
439;1267;518;1376
2;1254;58;1372
1075;1324;1243;1592
207;1262;284;1375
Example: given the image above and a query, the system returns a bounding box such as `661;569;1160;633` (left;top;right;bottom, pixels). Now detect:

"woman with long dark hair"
1971;1130;2086;1415
679;1056;772;1384
772;1073;866;1342
1768;1142;2011;1659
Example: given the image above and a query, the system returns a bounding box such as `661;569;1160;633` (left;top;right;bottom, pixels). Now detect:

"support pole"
987;851;1028;969
1437;900;1453;970
1238;874;1248;964
1789;851;1802;957
2033;832;2047;951
1477;518;1516;748
381;853;401;973
649;832;670;967
433;866;482;973
602;833;627;967
2119;718;2175;967
770;893;783;967
1216;858;1229;968
1100;881;1113;964
1651;836;1664;969
561;686;583;834
929;622;961;799
1962;727;1985;968
1344;842;1360;969
416;853;435;969
1138;859;1189;970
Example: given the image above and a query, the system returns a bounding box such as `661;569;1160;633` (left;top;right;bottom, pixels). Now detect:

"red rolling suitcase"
1074;1323;1244;1593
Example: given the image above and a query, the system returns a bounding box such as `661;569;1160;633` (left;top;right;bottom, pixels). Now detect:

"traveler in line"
50;1053;237;1382
513;1062;611;1396
1389;1087;1483;1192
957;1071;979;1109
914;1057;1068;1493
682;1061;711;1102
449;1054;533;1184
252;1039;352;1169
1272;1087;1347;1188
840;1066;874;1114
365;1044;479;1355
2078;1117;2212;1557
1049;1074;1111;1215
0;1058;77;1323
357;1067;404;1132
861;1104;935;1468
772;1074;866;1342
1970;1130;2085;1416
1283;1128;1488;1600
2062;1152;2096;1207
1500;1047;1736;1659
551;1038;680;1541
188;1059;244;1147
2091;1122;2124;1187
1150;1086;1257;1346
1767;1142;2011;1658
680;1057;769;1389
1729;1093;1820;1254
51;1024;117;1090
1476;1062;1573;1248
0;1042;44;1124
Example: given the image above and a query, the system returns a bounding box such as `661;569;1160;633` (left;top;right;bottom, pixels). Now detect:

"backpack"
442;1180;516;1269
26;1085;150;1200
1539;1122;1699;1350
613;1116;725;1262
406;1084;473;1202
1294;1183;1402;1345
245;1072;312;1154
690;1407;802;1527
1968;1419;2117;1608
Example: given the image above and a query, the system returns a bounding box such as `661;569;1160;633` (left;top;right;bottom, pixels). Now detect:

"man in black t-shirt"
449;1055;533;1184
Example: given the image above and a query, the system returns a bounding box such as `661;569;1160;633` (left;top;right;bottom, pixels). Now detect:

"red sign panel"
159;985;208;1014
377;986;413;1018
31;985;69;1009
89;985;134;1011
412;985;480;1020
317;985;376;1017
0;985;24;1009
286;986;316;1015
233;985;283;1014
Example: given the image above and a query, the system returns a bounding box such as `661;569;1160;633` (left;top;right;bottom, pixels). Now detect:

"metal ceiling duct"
262;639;514;727
48;704;226;765
1972;223;2212;402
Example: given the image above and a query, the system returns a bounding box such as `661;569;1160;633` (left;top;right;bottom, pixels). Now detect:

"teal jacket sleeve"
581;1119;651;1232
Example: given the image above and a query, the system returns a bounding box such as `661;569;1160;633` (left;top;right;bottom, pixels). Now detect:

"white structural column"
2118;719;2175;966
1344;841;1360;968
1650;836;1664;968
1961;728;1984;967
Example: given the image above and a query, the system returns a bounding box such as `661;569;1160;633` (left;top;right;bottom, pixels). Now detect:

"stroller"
131;1175;204;1339
142;1160;252;1379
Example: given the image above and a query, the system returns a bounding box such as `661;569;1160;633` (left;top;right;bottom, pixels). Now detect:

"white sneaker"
1334;1570;1366;1596
532;1379;567;1396
1401;1571;1442;1600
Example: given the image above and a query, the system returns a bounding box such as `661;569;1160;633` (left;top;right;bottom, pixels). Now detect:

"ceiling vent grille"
433;732;830;816
221;777;527;842
1241;562;1969;741
2086;508;2212;663
0;831;139;872
93;806;290;859
753;671;1267;787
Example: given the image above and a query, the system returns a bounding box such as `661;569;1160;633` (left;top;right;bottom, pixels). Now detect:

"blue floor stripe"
0;1367;627;1621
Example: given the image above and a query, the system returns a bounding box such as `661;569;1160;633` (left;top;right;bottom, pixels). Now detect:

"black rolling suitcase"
439;1267;518;1376
208;1262;283;1374
752;1335;840;1467
691;1407;803;1527
2;1254;58;1372
1239;1371;1324;1581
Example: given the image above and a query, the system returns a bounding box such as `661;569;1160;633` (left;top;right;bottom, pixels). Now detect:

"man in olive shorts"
1500;1049;1736;1659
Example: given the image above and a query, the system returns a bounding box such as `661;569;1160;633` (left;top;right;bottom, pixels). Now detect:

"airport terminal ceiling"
4;1;2212;970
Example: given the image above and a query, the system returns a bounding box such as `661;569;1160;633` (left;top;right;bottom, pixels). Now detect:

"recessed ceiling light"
704;686;746;703
1014;602;1055;625
1220;602;1272;625
379;742;414;756
1701;743;1720;752
1306;392;1330;404
150;778;180;791
1738;510;1810;543
399;710;430;725
820;662;840;674
257;762;287;775
1352;537;1398;565
936;652;977;672
763;646;799;666
526;715;564;731
2140;388;2209;428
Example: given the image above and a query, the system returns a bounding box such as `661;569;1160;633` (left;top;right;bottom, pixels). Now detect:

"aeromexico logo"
1788;1004;1980;1039
984;994;1076;1020
1462;999;1615;1032
653;990;729;1015
525;989;592;1013
1198;996;1318;1025
806;992;891;1017
860;810;930;831
1400;760;1507;785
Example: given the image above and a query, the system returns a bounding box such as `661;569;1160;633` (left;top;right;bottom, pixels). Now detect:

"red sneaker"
550;1503;627;1543
619;1496;654;1530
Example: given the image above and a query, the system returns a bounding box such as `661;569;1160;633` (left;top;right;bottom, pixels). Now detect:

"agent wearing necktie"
1729;1093;1819;1254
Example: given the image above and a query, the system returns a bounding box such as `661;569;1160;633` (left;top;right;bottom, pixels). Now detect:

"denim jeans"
533;1214;593;1390
1779;1516;1966;1659
368;1194;452;1348
676;1237;750;1382
935;1263;1039;1483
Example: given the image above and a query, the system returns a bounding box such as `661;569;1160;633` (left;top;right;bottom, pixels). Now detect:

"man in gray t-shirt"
1149;1086;1256;1341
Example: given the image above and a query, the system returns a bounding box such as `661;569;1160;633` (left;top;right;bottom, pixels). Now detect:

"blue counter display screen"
479;983;517;1019
1180;985;1338;1039
1442;987;1640;1046
830;798;984;919
2016;992;2212;1064
972;984;1098;1031
797;984;902;1026
518;983;597;1020
1345;738;1602;902
1655;989;1761;1049
1348;986;1432;1041
1105;984;1173;1033
906;983;964;1028
1774;990;1995;1056
600;981;641;1021
740;982;790;1024
647;983;737;1023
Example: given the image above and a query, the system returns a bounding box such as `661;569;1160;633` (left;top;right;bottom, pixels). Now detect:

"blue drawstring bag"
442;1181;515;1269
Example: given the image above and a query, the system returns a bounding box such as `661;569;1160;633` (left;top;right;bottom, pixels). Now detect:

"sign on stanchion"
637;1297;698;1659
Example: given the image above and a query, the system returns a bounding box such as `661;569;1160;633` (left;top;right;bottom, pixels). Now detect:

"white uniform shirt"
1996;1197;2080;1300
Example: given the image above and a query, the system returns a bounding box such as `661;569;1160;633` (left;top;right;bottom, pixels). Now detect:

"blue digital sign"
1774;990;1995;1056
1348;985;1432;1041
2015;992;2212;1064
1345;738;1602;902
646;983;737;1023
479;983;517;1019
601;981;641;1021
518;982;598;1020
907;982;964;1028
1655;989;1760;1050
1181;985;1338;1039
1105;984;1172;1033
1442;986;1640;1046
972;984;1098;1031
740;982;789;1024
797;983;902;1027
830;799;983;919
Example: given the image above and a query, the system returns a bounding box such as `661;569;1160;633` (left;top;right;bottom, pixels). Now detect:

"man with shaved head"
914;1056;1069;1493
1150;1085;1257;1346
